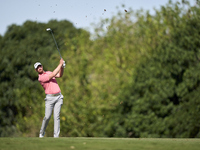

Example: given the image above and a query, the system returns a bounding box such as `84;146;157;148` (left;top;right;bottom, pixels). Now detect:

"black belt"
46;92;61;96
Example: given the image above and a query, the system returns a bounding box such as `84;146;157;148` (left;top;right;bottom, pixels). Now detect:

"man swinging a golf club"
34;58;65;138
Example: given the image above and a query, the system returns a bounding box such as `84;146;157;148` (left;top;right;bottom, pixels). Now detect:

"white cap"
34;62;42;69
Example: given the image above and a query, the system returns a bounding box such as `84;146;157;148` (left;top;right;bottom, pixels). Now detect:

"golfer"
34;59;65;138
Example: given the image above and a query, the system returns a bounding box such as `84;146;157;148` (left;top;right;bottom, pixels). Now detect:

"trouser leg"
54;98;63;138
40;99;54;135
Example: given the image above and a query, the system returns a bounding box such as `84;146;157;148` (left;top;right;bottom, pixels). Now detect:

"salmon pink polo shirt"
38;71;61;94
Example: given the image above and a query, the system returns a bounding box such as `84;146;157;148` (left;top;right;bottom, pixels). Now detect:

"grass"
0;137;199;150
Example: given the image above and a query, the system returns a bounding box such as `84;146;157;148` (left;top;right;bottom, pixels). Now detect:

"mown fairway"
0;138;199;150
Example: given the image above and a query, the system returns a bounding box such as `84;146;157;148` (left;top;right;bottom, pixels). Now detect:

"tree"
115;0;200;138
0;19;79;136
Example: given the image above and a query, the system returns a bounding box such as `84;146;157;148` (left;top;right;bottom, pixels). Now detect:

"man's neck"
39;70;45;74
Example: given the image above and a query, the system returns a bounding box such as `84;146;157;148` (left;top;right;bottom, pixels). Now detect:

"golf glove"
62;61;66;68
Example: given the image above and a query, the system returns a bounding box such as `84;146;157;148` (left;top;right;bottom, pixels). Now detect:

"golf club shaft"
50;31;62;59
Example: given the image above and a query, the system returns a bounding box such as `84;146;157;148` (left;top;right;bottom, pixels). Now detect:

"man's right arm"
48;59;64;80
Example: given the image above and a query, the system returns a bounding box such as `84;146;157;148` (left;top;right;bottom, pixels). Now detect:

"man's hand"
60;59;64;65
60;58;65;68
62;61;66;68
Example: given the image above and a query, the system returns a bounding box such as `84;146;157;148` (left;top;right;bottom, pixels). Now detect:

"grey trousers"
40;93;63;137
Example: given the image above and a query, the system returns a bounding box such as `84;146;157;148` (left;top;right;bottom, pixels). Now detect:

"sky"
0;0;196;36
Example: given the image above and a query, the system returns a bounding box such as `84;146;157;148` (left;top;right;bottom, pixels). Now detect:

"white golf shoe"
39;132;45;138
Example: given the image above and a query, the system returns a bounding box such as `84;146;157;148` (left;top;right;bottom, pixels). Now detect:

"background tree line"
0;0;200;137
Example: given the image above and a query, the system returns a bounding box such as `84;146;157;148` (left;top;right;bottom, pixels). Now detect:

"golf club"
46;28;62;59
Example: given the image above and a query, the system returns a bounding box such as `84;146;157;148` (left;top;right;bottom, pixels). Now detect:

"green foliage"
0;19;78;136
114;1;200;138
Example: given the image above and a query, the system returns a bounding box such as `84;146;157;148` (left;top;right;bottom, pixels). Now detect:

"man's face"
36;65;43;74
